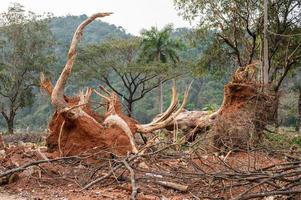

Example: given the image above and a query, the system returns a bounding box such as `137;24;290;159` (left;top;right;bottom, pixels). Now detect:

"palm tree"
140;24;184;113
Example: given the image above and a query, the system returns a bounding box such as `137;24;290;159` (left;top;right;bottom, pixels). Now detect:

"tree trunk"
157;52;163;113
1;111;15;134
263;0;269;85
128;100;133;117
6;118;14;135
296;88;301;132
274;93;280;131
158;77;163;113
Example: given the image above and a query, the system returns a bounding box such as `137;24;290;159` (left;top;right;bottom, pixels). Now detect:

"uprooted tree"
41;13;276;157
41;13;190;157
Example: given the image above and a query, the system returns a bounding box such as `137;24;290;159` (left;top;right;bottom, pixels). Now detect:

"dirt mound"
46;95;138;157
210;66;277;151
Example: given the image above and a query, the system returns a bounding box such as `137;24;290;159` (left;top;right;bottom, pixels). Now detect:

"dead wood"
122;159;138;200
136;82;191;133
51;12;113;112
156;181;188;192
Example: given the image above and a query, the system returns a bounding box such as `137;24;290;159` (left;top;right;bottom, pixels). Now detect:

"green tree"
174;0;301;91
140;24;185;113
0;3;55;134
76;38;176;117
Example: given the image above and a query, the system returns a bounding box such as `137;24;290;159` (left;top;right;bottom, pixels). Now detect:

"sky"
0;0;194;35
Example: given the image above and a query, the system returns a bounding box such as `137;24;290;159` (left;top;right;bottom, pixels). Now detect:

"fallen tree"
41;13;276;157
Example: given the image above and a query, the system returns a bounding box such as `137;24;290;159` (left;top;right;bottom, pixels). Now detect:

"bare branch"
51;12;112;111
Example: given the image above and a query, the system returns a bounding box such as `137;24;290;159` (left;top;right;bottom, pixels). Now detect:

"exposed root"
58;120;65;157
104;114;138;154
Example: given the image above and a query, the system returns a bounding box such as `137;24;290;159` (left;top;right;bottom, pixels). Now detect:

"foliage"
140;24;185;63
0;3;55;133
139;24;186;113
174;0;301;91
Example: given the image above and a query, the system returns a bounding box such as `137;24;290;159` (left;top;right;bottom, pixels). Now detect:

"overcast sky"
0;0;194;35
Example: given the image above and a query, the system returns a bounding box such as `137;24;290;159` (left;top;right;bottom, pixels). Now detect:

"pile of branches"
1;140;301;200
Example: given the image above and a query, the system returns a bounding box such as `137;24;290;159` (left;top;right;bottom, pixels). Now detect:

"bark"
127;93;134;117
157;52;163;113
274;92;280;130
153;110;213;131
128;101;133;117
7;119;14;135
263;0;269;85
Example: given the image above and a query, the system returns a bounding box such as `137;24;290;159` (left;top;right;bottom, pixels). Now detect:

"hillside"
50;14;130;47
0;15;131;131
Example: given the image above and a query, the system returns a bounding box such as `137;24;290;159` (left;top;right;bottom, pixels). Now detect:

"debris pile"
1;141;301;199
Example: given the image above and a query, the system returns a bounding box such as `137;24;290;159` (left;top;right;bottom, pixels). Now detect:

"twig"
82;154;139;190
234;189;301;200
61;103;88;113
268;30;301;37
122;159;138;200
